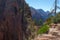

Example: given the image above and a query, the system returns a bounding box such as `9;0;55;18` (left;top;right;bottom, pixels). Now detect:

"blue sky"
25;0;60;11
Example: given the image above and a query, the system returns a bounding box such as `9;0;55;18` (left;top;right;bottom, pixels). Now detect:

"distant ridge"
30;7;50;21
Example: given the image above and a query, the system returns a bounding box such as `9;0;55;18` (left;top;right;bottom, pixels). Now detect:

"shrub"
37;24;49;34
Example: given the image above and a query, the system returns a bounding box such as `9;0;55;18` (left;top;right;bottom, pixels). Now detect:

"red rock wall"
0;0;27;40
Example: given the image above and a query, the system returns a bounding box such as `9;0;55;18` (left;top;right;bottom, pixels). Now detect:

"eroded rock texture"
0;0;31;40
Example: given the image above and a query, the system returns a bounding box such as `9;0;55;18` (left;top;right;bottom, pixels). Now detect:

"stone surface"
33;23;60;40
0;0;31;40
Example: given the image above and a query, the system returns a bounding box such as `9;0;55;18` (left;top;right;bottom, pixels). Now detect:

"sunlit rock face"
0;0;31;40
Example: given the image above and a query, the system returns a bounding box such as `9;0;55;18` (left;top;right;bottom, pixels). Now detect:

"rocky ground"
33;23;60;40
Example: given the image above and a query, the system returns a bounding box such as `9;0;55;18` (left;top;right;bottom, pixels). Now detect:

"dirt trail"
33;23;60;40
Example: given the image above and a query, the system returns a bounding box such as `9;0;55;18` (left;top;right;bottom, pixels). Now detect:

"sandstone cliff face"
0;0;31;40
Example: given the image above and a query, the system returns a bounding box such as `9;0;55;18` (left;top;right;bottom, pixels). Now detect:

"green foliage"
34;18;43;25
37;24;49;34
45;16;53;25
53;12;60;23
39;19;43;24
45;12;60;24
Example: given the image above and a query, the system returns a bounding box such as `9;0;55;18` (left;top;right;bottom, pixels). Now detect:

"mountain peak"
30;7;51;23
